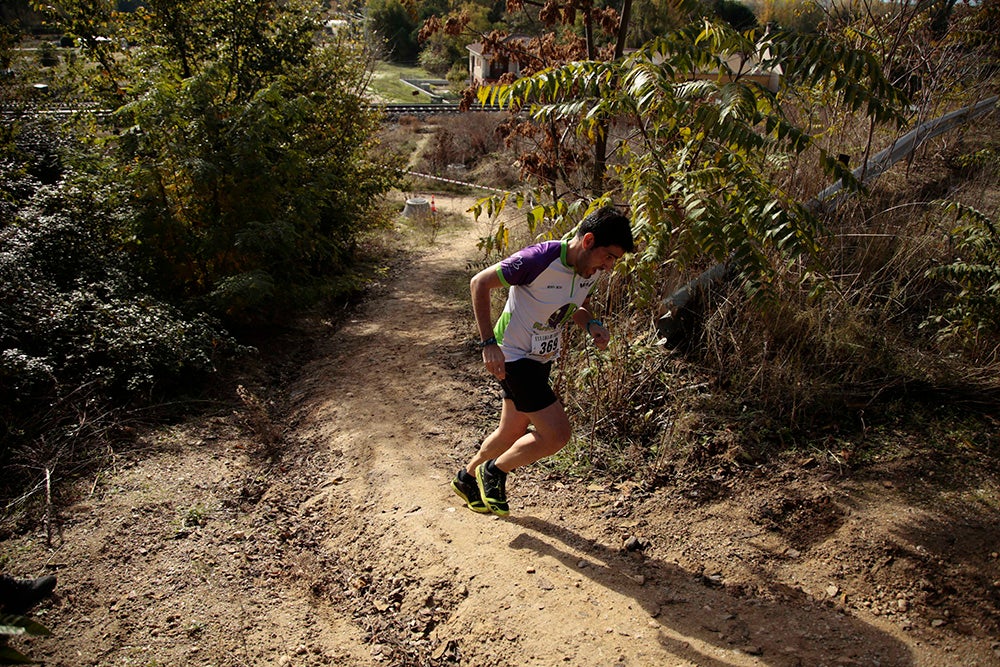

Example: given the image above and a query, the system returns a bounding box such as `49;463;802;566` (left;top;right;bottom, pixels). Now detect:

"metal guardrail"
656;95;1000;339
811;95;999;213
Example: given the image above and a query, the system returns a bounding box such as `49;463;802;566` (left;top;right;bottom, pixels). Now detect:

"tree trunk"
590;0;633;196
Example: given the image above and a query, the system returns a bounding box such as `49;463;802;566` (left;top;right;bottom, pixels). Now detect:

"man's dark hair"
576;206;634;253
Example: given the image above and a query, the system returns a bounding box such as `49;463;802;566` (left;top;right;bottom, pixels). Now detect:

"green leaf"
1;614;51;637
0;644;37;664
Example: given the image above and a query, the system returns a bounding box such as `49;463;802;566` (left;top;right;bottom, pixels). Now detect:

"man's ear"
582;232;596;249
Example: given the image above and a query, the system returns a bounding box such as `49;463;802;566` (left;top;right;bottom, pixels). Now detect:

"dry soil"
4;194;1000;666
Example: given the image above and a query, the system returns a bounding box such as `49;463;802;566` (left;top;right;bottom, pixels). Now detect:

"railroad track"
376;102;507;118
2;102;507;121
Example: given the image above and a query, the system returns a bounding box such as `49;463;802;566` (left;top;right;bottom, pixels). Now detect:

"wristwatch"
479;336;498;348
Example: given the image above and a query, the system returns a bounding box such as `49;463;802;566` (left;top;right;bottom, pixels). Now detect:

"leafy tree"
368;0;421;61
0;2;40;33
418;1;492;75
137;0;211;78
38;0;397;322
425;0;634;199
476;19;909;297
35;0;123;102
629;0;690;46
0;0;396;501
367;0;462;63
928;0;959;38
423;0;760;196
745;0;824;33
0;22;20;70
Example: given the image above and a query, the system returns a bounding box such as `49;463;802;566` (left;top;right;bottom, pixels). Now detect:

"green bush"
0;187;233;476
1;0;397;505
926;200;1000;342
0;117;67;226
108;3;397;323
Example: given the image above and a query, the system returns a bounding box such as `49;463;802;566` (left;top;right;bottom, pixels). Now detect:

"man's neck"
565;237;582;268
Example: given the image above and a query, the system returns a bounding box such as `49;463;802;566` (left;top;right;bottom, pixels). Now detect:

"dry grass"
680;114;997;456
428;47;1000;480
544;110;1000;481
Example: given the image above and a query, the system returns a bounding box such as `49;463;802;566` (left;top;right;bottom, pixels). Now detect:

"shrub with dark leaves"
0;191;234;470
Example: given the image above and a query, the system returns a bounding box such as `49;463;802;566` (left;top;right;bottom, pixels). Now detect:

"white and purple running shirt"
493;239;600;363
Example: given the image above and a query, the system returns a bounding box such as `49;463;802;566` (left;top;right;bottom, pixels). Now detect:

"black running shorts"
500;358;557;413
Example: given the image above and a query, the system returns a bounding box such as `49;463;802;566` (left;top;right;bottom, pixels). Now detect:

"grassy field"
368;61;460;103
369;62;434;103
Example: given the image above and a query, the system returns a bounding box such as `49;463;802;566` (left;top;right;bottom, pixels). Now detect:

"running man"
451;206;634;515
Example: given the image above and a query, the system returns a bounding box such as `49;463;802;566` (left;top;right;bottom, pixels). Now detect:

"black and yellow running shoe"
475;460;509;516
451;471;489;513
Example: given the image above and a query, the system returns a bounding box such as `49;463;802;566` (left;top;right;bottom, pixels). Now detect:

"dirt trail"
5;194;999;666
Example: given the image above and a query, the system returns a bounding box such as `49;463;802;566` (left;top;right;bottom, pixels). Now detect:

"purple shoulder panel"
498;241;562;286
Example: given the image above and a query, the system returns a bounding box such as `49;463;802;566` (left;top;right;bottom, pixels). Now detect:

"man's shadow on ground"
508;515;912;667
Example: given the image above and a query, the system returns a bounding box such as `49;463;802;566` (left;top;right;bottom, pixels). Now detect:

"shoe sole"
451;480;490;513
474;464;510;516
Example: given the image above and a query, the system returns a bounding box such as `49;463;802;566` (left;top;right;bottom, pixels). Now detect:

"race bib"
531;330;560;358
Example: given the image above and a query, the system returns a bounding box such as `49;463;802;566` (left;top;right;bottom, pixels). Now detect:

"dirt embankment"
4;194;999;666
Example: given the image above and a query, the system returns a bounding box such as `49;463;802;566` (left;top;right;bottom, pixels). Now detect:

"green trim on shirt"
494;311;511;343
496;265;510;288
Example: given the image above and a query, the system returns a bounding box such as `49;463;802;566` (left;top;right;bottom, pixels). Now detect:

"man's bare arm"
470;265;506;379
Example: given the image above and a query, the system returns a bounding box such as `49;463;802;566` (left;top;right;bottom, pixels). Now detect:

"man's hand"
482;343;506;379
588;321;610;350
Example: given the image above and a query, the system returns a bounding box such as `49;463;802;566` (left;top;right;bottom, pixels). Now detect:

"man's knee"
536;415;571;453
490;424;527;447
552;424;572;450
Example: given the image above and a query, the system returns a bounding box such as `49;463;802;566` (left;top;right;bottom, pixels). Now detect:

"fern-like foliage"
927;201;1000;339
476;19;910;298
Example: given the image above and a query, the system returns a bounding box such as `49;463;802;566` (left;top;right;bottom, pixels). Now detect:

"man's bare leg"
465;399;530;475
493;400;571;473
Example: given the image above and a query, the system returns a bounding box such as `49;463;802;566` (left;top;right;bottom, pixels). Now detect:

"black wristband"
479;336;497;348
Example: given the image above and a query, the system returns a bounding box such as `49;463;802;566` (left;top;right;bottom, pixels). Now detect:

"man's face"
578;235;624;278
